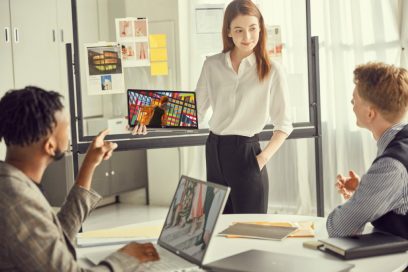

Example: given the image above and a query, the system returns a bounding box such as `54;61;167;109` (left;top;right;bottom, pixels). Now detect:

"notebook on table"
127;89;198;132
318;231;408;260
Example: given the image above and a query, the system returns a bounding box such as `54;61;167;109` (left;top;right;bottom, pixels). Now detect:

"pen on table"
225;235;242;238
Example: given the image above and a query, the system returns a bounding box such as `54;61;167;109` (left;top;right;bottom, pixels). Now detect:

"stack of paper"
77;225;162;239
220;221;315;240
219;223;297;241
76;220;163;247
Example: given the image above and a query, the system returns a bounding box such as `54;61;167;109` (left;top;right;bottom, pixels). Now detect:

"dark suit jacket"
0;161;140;271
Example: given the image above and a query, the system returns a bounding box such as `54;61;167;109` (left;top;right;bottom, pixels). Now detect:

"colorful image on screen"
128;89;198;129
160;177;227;262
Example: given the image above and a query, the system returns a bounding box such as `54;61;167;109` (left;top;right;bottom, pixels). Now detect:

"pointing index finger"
97;129;110;140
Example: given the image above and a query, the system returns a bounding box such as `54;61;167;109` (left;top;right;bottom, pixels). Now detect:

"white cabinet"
0;0;14;96
77;150;148;198
41;150;148;206
56;0;73;101
0;0;71;96
0;0;13;160
9;0;61;91
0;0;72;159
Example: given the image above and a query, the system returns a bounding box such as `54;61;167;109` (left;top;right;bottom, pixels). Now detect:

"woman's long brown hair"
222;0;271;81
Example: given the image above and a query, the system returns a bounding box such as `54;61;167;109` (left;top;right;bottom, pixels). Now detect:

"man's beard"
53;148;66;161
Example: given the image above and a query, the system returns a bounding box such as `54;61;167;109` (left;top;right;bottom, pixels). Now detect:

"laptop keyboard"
136;246;198;272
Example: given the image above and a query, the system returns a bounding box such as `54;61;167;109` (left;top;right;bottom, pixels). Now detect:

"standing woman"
196;0;293;214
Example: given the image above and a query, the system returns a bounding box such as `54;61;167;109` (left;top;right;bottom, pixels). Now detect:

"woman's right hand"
126;122;148;135
131;124;147;135
119;242;160;262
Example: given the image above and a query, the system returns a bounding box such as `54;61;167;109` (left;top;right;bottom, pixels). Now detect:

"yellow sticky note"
149;34;167;48
150;48;168;62
151;62;168;76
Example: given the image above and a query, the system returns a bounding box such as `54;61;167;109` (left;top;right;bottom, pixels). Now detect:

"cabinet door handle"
4;27;10;43
14;28;19;43
52;29;56;42
60;29;64;42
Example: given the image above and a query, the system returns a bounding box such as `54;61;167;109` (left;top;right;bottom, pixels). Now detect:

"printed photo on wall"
84;43;125;95
267;25;283;60
136;42;149;60
119;19;134;38
121;43;137;61
116;18;149;42
101;75;112;91
134;19;148;38
116;17;150;67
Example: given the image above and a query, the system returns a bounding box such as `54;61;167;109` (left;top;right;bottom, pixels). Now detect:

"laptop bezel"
127;89;199;130
157;175;230;266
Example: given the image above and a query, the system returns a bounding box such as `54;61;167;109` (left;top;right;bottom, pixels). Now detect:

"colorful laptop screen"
127;89;198;129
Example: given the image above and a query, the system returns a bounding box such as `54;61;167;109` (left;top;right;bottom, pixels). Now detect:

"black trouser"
205;132;269;214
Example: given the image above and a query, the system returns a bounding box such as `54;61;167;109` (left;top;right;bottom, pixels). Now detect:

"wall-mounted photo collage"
116;18;150;67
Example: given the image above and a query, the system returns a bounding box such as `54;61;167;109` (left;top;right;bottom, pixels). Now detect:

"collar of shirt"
377;122;407;155
31;179;46;196
225;51;256;73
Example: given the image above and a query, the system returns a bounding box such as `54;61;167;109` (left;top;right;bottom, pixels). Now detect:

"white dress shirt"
195;51;293;137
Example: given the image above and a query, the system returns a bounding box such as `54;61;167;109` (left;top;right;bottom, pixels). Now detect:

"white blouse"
195;51;293;137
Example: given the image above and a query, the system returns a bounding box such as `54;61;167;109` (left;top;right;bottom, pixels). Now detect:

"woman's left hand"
256;154;268;171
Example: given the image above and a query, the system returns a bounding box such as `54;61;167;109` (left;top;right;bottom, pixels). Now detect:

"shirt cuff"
69;185;102;210
101;251;141;272
273;124;293;136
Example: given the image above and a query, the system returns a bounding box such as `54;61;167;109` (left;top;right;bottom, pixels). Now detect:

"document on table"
220;221;315;240
77;220;163;247
219;223;298;240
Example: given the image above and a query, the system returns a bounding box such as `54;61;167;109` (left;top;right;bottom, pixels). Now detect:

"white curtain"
179;0;407;216
401;0;408;67
311;0;405;215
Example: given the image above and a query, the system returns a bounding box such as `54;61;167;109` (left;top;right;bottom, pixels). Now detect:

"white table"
205;214;408;272
77;213;408;272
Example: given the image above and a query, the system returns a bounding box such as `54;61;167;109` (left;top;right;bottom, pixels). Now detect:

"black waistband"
208;131;259;144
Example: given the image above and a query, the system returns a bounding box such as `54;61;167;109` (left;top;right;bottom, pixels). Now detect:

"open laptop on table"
140;175;230;271
127;89;198;132
99;175;229;272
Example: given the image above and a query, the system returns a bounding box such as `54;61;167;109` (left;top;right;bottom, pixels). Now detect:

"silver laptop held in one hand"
127;89;199;133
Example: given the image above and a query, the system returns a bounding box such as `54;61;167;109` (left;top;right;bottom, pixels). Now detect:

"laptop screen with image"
127;89;198;130
158;176;229;265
